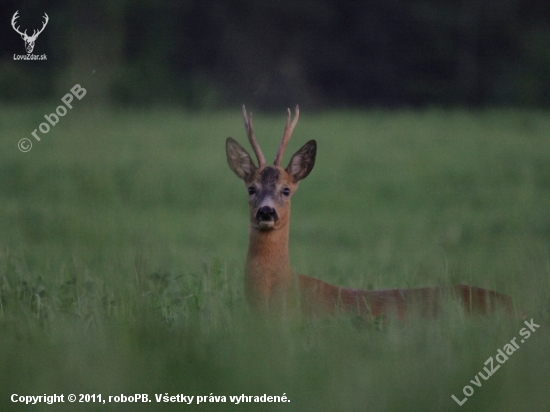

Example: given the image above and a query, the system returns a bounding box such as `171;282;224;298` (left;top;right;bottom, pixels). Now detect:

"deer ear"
226;137;257;181
286;140;316;182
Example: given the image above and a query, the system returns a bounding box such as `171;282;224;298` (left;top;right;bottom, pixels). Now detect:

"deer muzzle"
255;205;278;229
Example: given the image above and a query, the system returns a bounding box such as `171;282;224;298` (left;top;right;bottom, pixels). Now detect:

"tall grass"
0;106;549;411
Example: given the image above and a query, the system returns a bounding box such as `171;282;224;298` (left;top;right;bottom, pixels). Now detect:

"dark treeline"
1;0;549;109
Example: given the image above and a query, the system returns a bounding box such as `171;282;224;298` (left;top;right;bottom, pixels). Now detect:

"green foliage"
1;107;549;410
3;1;550;107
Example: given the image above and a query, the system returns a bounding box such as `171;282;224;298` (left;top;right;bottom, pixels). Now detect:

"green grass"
1;105;549;411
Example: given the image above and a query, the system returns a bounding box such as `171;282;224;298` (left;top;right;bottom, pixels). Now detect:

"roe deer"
226;105;514;320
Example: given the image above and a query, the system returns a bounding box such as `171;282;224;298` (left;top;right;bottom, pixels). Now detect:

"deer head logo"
11;11;49;54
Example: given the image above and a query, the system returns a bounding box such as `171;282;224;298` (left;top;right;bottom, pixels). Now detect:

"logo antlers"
11;11;49;54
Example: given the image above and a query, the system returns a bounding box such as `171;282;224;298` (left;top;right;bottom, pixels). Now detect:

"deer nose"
256;206;278;222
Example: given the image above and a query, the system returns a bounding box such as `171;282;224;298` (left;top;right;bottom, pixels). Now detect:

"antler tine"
242;105;266;168
274;105;299;166
38;13;49;34
30;13;48;39
11;11;27;36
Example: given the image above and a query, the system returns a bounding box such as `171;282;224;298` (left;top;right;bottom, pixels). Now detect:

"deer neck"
244;219;295;308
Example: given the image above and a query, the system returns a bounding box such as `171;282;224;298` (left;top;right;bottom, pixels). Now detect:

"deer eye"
282;188;290;196
248;187;257;196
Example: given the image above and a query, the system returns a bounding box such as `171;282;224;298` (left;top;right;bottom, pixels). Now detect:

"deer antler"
11;11;27;37
242;105;266;168
30;13;49;40
274;105;299;166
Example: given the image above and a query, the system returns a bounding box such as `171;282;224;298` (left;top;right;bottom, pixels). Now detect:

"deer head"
226;105;316;232
11;11;49;54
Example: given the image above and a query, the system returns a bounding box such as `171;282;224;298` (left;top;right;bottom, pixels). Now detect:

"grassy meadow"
0;105;549;411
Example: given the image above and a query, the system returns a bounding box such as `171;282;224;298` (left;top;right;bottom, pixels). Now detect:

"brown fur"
226;107;515;321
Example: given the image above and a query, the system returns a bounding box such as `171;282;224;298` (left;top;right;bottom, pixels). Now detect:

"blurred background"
1;3;550;411
1;0;549;109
